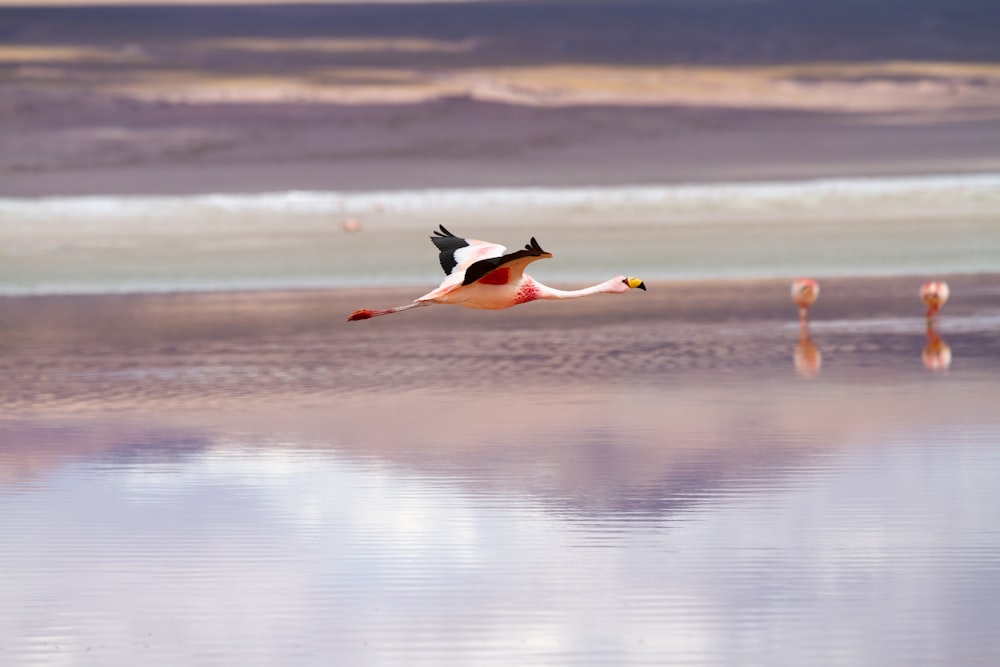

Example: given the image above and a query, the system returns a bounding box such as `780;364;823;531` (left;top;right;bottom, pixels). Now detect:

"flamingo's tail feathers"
525;237;547;254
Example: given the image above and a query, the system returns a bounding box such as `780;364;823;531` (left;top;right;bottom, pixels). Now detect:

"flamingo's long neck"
534;278;620;301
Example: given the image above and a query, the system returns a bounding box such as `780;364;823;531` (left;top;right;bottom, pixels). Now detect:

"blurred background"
2;0;1000;294
3;0;1000;195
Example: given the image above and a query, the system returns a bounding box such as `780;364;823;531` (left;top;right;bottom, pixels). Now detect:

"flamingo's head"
791;278;820;310
614;276;647;293
920;281;950;317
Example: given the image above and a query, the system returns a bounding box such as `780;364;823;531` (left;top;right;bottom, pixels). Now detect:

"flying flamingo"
920;281;949;325
791;278;820;332
347;225;646;321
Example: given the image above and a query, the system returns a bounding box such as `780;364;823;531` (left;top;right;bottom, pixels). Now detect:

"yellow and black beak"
625;277;647;291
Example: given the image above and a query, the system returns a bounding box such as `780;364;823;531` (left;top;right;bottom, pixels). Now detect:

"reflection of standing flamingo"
920;281;949;325
794;332;822;378
923;327;952;371
791;278;819;332
348;226;646;321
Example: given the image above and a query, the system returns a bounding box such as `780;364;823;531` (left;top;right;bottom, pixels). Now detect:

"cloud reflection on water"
2;282;999;665
2;379;999;666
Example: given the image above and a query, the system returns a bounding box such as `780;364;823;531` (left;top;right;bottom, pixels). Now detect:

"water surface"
2;178;999;664
3;354;999;665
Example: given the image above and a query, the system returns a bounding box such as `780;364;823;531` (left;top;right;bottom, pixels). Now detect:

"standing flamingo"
920;281;950;325
791;278;821;377
791;278;820;332
347;226;646;321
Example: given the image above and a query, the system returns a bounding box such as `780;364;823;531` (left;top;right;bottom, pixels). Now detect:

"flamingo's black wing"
462;237;550;286
430;225;470;275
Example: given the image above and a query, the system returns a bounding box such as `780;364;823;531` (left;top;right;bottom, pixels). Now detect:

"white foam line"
2;173;999;219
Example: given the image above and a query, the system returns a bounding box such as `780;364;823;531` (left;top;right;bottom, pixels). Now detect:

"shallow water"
3;174;1000;294
3;366;999;666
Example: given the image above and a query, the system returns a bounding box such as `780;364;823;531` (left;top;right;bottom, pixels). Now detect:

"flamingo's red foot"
347;309;375;322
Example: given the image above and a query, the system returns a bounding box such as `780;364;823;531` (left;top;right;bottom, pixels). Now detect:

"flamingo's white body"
920;281;950;323
348;226;646;321
791;278;820;328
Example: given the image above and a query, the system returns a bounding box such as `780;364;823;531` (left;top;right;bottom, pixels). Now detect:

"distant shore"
3;2;1000;197
5;102;1000;197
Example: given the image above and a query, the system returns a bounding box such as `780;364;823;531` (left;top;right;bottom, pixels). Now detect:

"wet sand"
3;272;999;417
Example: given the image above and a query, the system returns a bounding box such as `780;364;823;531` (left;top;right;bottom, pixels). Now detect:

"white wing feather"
449;239;506;275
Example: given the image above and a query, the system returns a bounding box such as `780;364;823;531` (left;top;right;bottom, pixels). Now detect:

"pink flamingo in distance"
791;278;820;332
791;278;821;378
920;281;950;326
347;225;646;321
